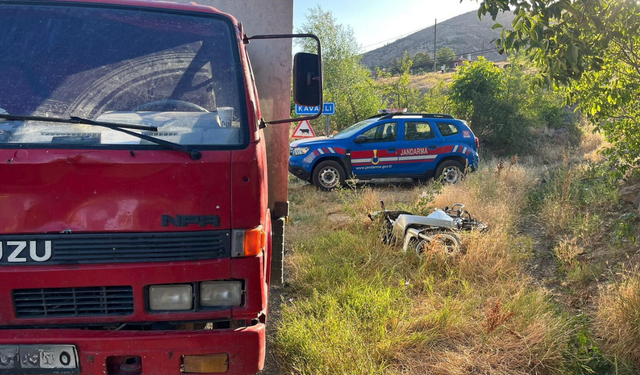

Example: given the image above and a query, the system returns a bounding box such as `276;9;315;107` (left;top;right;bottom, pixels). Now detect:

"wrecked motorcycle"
369;202;487;256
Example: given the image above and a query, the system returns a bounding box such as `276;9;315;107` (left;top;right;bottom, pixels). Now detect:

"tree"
412;52;433;73
449;58;536;152
476;0;640;172
378;53;423;110
297;6;384;130
421;81;453;114
436;47;456;68
389;57;401;75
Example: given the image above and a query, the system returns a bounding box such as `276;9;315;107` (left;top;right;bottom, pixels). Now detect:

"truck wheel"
312;160;345;191
435;160;465;184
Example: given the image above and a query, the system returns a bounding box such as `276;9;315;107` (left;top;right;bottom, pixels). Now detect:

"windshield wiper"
0;114;157;131
0;114;202;160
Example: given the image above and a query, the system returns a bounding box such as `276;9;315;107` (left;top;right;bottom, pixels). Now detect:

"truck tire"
435;160;465;184
312;160;346;191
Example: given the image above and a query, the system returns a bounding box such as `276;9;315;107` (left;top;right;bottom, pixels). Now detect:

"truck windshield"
0;4;246;147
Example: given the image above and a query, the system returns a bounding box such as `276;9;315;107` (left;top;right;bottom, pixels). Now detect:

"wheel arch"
310;156;349;179
435;155;469;171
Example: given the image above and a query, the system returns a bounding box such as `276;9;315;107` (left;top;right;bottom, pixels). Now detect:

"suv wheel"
435;160;465;184
312;160;346;190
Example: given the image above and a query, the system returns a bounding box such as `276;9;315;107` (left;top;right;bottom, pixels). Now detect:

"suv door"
396;120;441;176
350;121;398;177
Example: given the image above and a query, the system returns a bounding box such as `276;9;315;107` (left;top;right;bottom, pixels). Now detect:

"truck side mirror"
354;135;368;144
293;52;321;106
244;33;323;125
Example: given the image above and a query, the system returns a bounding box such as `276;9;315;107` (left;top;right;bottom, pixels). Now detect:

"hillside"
361;10;515;69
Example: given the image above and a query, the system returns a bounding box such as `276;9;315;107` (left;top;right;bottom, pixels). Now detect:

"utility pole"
433;19;437;72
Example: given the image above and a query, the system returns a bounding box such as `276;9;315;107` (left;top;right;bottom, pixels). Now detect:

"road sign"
295;102;336;116
292;120;316;138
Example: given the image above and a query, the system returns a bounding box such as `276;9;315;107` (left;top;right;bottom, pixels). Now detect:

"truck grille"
0;231;230;265
13;286;134;318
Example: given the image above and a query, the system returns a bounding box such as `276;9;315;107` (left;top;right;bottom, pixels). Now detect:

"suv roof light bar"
378;108;407;114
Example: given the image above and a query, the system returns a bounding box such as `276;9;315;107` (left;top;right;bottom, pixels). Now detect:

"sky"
294;0;480;53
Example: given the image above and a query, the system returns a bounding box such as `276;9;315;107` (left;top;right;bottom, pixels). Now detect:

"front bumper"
288;164;310;181
0;324;265;375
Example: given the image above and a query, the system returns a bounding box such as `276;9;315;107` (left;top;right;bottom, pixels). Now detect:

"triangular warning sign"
292;120;316;138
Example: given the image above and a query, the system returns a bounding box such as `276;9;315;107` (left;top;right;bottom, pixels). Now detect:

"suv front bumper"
288;164;311;181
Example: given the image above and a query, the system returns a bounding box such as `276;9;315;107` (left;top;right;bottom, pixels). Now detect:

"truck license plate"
0;345;79;374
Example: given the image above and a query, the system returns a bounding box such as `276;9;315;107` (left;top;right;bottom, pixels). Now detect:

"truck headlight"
149;285;193;311
292;147;309;156
200;281;243;307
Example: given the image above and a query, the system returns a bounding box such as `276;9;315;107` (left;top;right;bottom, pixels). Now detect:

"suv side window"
405;121;435;141
361;122;397;143
436;122;459;136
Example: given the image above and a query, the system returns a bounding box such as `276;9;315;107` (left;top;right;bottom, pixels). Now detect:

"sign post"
325;116;330;137
295;102;336;136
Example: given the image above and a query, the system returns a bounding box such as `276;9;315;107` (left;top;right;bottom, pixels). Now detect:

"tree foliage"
450;57;567;152
297;6;383;130
450;58;525;150
412;52;433;72
436;47;456;67
389;52;433;74
477;0;640;172
379;53;424;110
421;81;453;114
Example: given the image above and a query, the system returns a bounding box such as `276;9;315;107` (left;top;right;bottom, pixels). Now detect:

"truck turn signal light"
232;226;266;257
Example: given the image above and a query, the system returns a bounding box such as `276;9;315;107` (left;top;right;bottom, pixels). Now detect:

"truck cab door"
397;120;441;176
350;121;398;177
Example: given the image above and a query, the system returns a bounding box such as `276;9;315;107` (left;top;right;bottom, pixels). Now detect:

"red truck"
0;1;321;374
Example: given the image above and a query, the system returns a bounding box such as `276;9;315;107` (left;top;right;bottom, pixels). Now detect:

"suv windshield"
333;118;377;139
0;4;246;147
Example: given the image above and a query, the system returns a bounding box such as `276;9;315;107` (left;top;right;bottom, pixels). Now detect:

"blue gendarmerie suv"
289;112;479;190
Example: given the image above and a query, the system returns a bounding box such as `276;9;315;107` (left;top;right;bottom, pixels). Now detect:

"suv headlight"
292;146;310;156
200;281;243;307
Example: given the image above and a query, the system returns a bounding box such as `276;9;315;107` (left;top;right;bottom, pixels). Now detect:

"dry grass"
434;162;536;233
409;72;455;93
376;71;454;93
596;270;640;368
386;165;573;375
277;161;580;374
390;286;571;375
580;125;610;163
